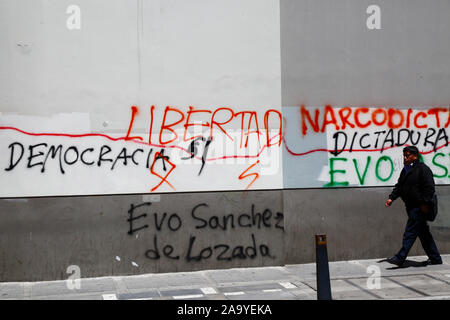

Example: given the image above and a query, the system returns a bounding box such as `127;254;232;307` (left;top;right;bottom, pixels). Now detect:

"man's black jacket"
389;160;435;209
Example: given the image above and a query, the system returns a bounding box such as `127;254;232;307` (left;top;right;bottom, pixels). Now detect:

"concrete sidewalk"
1;254;450;300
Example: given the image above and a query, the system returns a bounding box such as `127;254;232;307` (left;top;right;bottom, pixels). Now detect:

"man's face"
403;152;417;166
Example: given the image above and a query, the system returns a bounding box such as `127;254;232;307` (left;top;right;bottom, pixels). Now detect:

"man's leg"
417;220;442;263
395;208;421;262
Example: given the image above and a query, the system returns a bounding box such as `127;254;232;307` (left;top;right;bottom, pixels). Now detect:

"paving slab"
285;261;370;280
152;296;174;300
36;293;103;300
80;278;117;292
441;255;450;265
284;263;316;281
425;272;450;285
121;272;210;290
328;261;369;278
332;290;379;300
387;274;450;296
31;281;77;297
31;278;116;298
217;282;284;293
286;279;316;291
288;289;316;300
201;294;228;300
347;277;424;299
204;267;293;285
225;290;297;300
182;296;209;300
118;290;160;300
329;279;379;300
0;283;24;299
300;278;378;299
160;288;204;298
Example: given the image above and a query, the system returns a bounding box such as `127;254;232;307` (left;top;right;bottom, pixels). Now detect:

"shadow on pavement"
377;258;428;270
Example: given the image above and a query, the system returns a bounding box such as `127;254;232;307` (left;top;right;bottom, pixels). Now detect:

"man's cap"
403;145;420;155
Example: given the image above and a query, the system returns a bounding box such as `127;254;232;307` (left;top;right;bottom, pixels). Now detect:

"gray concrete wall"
0;191;285;281
280;0;450;106
1;186;449;281
284;186;450;264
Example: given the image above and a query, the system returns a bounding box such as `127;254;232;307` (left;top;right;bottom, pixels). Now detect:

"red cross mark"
150;150;176;192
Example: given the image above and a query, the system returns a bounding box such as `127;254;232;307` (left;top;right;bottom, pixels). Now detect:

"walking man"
384;146;442;267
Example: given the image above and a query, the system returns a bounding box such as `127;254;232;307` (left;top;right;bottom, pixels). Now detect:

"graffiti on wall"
126;201;284;262
0;105;283;196
283;106;450;188
1;105;449;196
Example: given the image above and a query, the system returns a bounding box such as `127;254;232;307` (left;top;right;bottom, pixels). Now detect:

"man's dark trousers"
395;207;441;263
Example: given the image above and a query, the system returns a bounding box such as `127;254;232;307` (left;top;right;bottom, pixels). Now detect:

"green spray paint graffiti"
323;153;449;187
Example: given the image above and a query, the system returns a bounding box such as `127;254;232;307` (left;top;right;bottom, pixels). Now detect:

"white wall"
0;0;283;197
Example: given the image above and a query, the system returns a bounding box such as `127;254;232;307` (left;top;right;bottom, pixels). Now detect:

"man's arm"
419;164;435;212
386;173;402;207
420;165;435;202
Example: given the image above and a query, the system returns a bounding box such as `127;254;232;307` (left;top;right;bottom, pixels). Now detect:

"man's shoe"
386;256;404;267
425;259;443;265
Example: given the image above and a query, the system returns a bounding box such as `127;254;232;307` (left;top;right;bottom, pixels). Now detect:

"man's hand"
385;199;393;207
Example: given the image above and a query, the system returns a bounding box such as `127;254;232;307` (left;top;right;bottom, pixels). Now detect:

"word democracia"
4;142;154;173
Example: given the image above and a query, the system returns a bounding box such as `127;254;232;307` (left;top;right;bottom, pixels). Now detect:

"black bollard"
315;234;332;300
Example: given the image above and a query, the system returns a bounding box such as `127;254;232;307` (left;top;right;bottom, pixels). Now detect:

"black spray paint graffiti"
331;128;449;156
181;136;212;175
4;142;154;173
3;139;213;174
127;202;284;262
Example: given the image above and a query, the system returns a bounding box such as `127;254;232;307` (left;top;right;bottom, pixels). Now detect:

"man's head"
403;146;419;165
